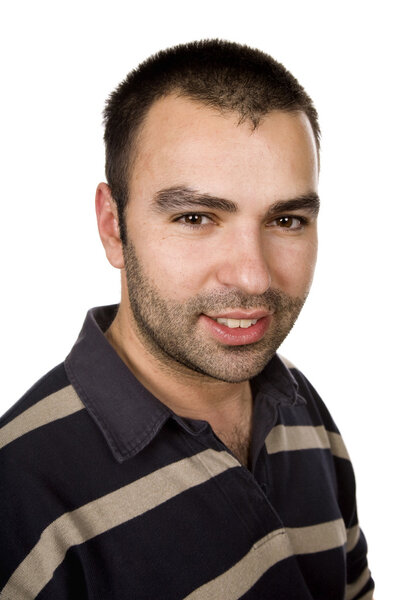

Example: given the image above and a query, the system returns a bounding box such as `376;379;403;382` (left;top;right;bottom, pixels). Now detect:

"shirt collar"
65;305;304;463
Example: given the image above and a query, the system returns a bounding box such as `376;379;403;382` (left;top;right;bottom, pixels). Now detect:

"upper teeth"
216;318;258;328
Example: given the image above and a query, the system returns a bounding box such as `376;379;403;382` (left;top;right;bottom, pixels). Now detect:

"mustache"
185;288;306;314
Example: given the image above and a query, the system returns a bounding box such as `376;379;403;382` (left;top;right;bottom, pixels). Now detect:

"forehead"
130;95;318;204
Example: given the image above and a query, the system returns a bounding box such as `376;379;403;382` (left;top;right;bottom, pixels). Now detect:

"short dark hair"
103;39;320;242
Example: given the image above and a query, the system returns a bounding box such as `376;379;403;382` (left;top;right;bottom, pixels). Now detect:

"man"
0;40;374;599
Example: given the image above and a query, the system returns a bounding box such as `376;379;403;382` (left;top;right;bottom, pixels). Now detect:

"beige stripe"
184;519;346;600
1;449;238;599
286;518;347;554
0;386;84;450
346;524;361;552
346;567;373;600
328;431;351;460
357;590;374;600
265;425;350;460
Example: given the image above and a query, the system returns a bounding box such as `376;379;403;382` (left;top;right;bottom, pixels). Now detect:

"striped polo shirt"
0;305;374;599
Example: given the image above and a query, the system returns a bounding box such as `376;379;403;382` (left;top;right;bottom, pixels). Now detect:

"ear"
95;183;124;269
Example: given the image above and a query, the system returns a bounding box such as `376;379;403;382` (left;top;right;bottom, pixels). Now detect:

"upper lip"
205;310;271;320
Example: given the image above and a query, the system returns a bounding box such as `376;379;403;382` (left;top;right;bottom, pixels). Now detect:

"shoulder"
0;364;88;498
1;362;76;425
272;354;353;469
277;354;341;433
0;363;89;507
277;354;297;370
0;363;85;450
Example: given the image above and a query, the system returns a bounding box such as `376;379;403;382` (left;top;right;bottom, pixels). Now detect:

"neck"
106;302;253;462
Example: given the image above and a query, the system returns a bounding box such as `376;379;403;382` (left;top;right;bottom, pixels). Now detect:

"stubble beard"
123;241;307;383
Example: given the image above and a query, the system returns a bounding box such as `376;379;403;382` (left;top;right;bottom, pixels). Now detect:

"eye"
175;213;213;227
271;216;307;230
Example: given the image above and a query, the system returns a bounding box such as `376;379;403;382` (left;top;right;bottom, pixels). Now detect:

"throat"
216;426;251;468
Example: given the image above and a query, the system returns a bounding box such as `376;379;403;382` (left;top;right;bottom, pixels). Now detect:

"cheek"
268;238;318;296
136;234;212;300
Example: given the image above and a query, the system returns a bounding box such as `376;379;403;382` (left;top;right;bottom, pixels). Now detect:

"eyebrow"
152;186;237;213
266;193;320;218
152;186;320;218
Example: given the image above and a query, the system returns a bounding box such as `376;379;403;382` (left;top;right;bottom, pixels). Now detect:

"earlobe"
95;183;125;269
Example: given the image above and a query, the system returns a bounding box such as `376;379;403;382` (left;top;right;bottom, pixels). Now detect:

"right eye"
175;213;214;228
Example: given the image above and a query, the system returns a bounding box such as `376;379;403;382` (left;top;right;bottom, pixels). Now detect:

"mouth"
210;317;258;329
199;311;272;346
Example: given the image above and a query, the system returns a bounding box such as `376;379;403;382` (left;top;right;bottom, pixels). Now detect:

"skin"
96;95;319;465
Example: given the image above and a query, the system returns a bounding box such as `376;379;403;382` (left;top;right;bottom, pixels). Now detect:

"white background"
1;1;410;596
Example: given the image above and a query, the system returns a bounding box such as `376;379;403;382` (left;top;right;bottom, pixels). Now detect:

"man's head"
103;39;320;243
97;41;320;383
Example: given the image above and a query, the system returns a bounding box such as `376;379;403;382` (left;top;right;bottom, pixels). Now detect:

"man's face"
122;96;319;383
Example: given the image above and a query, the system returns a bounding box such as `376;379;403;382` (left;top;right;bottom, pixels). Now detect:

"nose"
215;228;272;295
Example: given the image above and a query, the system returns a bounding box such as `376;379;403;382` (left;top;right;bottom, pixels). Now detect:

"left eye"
273;216;305;230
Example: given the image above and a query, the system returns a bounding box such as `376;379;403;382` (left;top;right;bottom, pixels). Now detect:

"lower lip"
199;315;271;346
